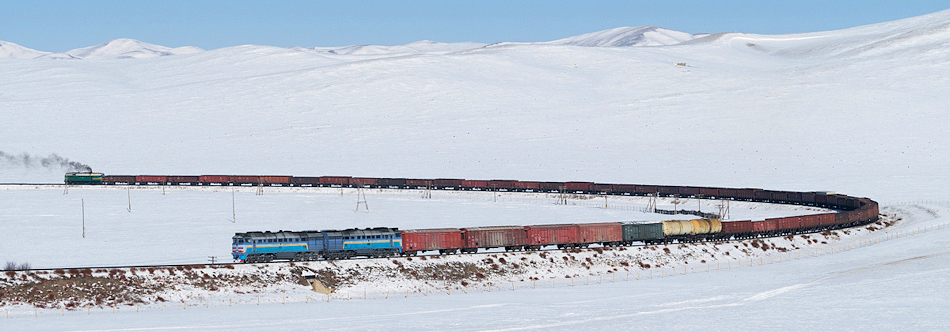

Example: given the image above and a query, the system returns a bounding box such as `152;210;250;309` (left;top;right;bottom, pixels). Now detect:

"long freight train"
62;172;879;263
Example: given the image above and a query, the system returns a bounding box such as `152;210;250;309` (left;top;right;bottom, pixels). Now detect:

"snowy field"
2;204;947;331
0;184;827;269
2;7;950;331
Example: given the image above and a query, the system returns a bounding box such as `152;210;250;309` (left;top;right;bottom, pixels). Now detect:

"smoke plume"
0;151;93;172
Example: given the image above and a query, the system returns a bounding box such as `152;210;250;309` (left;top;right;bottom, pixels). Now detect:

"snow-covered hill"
0;40;50;59
3;10;948;202
545;26;696;47
3;8;950;330
56;38;203;60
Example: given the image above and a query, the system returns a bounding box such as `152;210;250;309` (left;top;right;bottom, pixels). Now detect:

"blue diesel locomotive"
232;227;401;263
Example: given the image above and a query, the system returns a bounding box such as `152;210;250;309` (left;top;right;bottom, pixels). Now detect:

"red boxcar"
752;220;769;233
774;216;800;232
515;181;541;191
800;214;821;229
461;226;525;252
199;175;230;184
350;177;379;187
721;220;753;236
259;176;291;185
401;228;463;255
136;175;167;184
318;176;351;186
524;224;578;248
576;222;623;245
818;213;836;227
103;175;136;184
564;182;593;192
461;180;489;190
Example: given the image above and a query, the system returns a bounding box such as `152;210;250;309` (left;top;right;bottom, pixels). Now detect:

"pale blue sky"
3;1;948;52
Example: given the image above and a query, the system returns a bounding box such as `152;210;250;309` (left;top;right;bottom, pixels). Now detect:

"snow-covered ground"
1;7;949;331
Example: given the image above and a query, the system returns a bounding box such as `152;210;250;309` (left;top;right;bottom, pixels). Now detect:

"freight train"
61;172;879;263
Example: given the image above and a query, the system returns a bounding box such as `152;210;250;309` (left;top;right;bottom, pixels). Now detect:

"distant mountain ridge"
0;26;699;60
544;26;697;47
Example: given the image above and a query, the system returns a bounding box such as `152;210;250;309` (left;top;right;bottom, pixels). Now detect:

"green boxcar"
64;172;104;185
621;222;664;244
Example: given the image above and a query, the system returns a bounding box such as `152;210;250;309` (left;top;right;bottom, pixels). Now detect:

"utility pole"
355;188;369;212
231;187;236;223
208;256;217;265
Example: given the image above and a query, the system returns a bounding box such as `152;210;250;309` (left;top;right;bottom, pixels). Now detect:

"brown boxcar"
488;180;517;190
405;179;430;187
350;177;379;187
591;183;614;193
735;188;759;201
539;182;565;192
564;182;593;192
719;188;738;199
515;181;541;191
771;191;789;203
461;180;489;190
754;190;772;201
228;176;260;185
657;186;678;196
699;187;720;197
786;191;803;204
103;175;136;184
721;220;754;237
318;176;351;186
199;175;230;184
678;186;700;197
259;176;291;185
613;184;637;195
751;220;769;233
801;192;817;205
524;224;578;248
378;178;407;188
433;178;463;189
461;226;526;252
401;228;464;255
576;222;623;246
168;176;199;184
636;185;658;195
136;175;167;184
291;176;321;186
